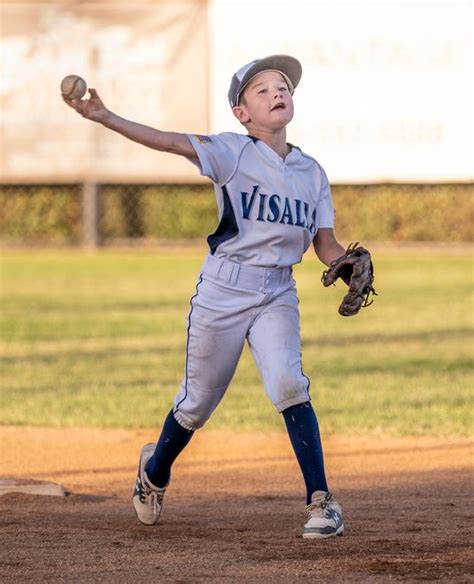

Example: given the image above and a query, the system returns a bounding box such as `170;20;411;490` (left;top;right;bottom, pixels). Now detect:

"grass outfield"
1;245;472;435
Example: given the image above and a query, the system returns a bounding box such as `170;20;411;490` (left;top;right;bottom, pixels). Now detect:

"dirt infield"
0;428;472;583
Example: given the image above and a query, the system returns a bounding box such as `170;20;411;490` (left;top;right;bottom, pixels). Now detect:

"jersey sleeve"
315;166;335;229
185;132;241;186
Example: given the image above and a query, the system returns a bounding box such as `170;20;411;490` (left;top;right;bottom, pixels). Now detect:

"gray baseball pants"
173;254;311;431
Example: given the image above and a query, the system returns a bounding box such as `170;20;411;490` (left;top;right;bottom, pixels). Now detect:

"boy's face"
232;70;294;130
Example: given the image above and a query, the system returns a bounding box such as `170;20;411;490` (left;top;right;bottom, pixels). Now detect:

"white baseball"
61;75;87;100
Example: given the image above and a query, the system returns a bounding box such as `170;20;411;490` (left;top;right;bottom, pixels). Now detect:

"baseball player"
64;55;347;539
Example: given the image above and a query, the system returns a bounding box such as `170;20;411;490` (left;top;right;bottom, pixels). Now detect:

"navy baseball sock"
282;401;329;504
145;409;194;488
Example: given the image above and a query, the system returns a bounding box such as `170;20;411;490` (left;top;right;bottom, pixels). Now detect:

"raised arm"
63;89;198;161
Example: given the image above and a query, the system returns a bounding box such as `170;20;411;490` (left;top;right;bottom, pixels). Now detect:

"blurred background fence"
0;183;472;247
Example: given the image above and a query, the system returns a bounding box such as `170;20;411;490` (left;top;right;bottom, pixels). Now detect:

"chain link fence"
0;183;472;246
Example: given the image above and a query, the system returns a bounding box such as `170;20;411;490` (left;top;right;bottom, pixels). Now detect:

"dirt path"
0;427;472;583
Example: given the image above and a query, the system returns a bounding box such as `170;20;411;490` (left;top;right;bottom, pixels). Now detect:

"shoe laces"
138;479;165;509
148;491;163;515
305;492;333;518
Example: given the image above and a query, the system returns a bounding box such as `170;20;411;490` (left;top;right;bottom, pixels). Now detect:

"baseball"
61;75;87;100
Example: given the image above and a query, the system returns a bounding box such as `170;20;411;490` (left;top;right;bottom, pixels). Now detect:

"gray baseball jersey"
186;132;335;267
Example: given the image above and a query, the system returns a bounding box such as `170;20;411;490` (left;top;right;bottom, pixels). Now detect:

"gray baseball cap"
228;54;302;108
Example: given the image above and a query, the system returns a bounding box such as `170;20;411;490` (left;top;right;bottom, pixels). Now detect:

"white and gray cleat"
303;490;344;539
131;443;167;526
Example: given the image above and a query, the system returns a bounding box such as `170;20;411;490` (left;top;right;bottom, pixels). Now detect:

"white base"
0;478;66;497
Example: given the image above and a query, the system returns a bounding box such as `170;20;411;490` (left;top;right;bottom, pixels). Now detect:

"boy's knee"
269;372;310;412
173;384;228;431
173;408;208;431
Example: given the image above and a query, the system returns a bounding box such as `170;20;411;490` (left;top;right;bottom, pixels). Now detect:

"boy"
65;55;347;539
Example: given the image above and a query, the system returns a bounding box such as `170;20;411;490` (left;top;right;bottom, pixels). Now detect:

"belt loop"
216;258;225;281
227;263;235;284
217;259;237;284
229;263;240;285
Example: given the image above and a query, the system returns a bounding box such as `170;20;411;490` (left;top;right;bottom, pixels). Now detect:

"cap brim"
236;55;302;105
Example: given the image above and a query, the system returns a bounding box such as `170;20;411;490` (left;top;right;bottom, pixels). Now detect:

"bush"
0;185;82;244
332;184;473;242
1;183;472;244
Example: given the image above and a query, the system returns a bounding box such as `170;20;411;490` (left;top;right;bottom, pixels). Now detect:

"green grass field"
1;245;472;435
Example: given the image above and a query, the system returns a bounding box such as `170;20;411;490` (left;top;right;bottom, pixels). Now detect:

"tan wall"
1;1;209;183
3;1;471;185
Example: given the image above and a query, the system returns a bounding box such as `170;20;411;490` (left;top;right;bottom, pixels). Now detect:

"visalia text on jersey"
240;185;318;234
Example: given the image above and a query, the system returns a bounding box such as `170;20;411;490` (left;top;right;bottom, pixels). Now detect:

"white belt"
201;254;292;292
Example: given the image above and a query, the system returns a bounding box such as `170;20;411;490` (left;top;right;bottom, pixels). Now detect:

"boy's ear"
232;105;250;124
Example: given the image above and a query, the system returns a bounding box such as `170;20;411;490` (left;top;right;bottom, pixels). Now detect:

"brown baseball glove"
322;242;377;317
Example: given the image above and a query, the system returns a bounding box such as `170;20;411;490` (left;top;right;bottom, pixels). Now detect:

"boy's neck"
247;128;290;160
